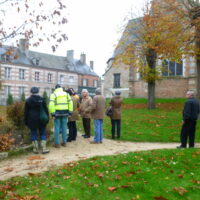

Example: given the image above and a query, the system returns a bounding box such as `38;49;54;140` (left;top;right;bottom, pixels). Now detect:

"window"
69;76;74;83
5;67;11;79
35;71;40;81
82;79;88;86
5;86;11;96
113;73;120;88
162;60;183;76
59;75;64;84
19;87;25;97
93;80;98;87
47;73;52;83
19;69;25;80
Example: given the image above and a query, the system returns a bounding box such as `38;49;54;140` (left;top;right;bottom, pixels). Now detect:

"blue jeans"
93;119;103;142
30;127;46;141
54;116;68;144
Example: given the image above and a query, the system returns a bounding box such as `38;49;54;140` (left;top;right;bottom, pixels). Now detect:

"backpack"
40;101;49;125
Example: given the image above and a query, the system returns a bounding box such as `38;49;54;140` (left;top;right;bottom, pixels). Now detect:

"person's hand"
182;120;185;125
51;113;55;118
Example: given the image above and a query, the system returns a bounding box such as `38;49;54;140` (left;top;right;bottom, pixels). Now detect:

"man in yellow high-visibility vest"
49;84;73;148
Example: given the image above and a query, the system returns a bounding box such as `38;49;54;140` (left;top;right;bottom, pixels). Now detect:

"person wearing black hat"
109;91;122;139
24;87;50;154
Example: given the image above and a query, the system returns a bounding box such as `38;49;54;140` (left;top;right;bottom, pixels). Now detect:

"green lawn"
78;98;200;143
1;148;200;200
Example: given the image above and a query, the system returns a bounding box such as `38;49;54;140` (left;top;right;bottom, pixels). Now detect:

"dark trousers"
82;118;91;136
30;127;46;141
180;120;196;147
68;121;77;141
111;119;121;139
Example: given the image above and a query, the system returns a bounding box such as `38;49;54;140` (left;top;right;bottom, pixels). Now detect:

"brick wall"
78;74;99;88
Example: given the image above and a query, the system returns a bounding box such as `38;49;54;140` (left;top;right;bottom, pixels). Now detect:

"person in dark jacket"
24;87;50;154
177;90;200;148
109;91;123;139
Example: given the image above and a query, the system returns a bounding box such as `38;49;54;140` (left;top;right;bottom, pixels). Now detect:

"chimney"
90;61;94;70
19;38;29;56
80;53;86;65
67;50;74;61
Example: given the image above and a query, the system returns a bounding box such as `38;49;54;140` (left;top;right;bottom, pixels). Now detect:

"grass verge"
0;148;200;200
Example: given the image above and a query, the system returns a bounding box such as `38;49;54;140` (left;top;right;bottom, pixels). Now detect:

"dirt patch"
0;134;193;181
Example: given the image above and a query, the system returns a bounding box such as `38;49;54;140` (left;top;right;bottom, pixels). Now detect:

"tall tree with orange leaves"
156;0;200;99
118;0;194;109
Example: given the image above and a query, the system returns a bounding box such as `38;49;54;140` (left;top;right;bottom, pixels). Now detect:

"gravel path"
0;135;197;180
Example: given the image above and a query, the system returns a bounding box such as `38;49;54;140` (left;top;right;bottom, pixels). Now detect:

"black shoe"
83;135;90;138
67;138;72;142
82;134;86;137
176;145;186;149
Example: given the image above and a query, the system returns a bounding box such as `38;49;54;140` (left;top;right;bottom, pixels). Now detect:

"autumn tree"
118;0;191;109
0;0;68;51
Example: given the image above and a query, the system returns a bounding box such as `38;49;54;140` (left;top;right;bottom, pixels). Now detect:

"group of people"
24;84;122;154
24;84;200;155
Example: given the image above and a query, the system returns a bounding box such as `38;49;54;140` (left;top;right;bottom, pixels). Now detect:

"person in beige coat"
90;88;106;144
67;88;80;142
79;89;93;138
110;91;123;139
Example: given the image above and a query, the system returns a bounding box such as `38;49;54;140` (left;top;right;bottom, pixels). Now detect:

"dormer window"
36;58;40;66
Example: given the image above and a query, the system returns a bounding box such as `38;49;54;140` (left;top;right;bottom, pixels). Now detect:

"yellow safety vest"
49;88;73;114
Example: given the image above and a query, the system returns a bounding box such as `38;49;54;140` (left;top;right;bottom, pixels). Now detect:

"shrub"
6;93;14;105
20;92;26;102
43;91;49;105
6;102;26;137
0;133;14;152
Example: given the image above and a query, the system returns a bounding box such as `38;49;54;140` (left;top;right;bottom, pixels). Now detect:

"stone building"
0;39;99;105
103;19;197;98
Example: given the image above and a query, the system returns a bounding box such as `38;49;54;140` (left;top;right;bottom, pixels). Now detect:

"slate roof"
0;45;98;77
104;18;141;76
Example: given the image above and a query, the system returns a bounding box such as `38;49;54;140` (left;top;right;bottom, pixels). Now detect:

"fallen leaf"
4;167;14;172
107;186;118;192
28;172;37;176
27;155;45;161
63;176;70;180
154;196;168;200
173;187;188;196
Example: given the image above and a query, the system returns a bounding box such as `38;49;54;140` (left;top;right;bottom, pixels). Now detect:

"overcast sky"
33;0;146;76
4;0;146;76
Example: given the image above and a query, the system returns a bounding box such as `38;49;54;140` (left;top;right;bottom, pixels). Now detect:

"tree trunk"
145;48;157;109
148;82;156;109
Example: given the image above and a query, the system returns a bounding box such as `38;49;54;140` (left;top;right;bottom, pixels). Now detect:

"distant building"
103;19;197;98
0;39;99;105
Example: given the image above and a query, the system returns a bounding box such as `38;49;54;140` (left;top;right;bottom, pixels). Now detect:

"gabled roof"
104;18;141;76
0;45;98;77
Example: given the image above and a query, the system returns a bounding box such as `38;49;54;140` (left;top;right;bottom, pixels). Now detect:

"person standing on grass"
177;90;200;148
67;88;80;142
109;91;123;139
24;87;50;154
90;88;106;144
79;89;93;138
49;84;73;148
